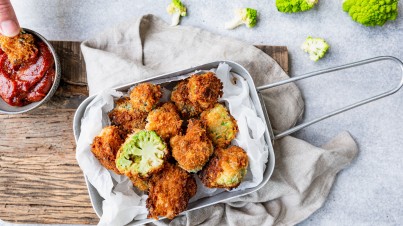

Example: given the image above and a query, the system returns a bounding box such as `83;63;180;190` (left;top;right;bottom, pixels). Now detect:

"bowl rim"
0;27;61;114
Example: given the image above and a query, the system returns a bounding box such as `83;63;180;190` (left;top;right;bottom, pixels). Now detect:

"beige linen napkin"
81;15;358;225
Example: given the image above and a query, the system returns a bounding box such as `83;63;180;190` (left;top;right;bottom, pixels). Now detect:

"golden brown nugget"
129;174;149;191
201;103;238;148
199;146;248;190
91;126;124;174
108;97;148;134
187;72;223;110
170;79;202;118
146;163;197;220
145;102;182;140
0;31;38;66
129;83;162;112
170;119;214;173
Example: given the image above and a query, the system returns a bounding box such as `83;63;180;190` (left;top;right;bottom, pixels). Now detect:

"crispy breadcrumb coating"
170;79;202;118
201;103;238;148
129;174;149;191
147;163;197;220
170;119;214;173
187;72;223;110
199;146;248;190
91;126;124;174
145;102;182;140
130;83;162;112
0;31;38;66
108;97;148;134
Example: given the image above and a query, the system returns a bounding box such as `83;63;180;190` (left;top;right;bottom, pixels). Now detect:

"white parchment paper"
75;63;268;225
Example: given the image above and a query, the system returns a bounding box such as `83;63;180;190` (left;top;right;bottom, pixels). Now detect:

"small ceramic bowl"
0;28;61;114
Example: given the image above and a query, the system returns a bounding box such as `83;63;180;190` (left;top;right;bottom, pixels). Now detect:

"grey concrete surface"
6;0;403;225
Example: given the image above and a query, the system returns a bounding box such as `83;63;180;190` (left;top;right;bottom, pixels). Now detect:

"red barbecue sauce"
0;41;55;106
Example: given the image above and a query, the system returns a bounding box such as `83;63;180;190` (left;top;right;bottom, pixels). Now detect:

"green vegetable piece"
342;0;399;26
116;130;167;177
225;8;258;29
301;37;330;62
276;0;318;13
166;0;187;26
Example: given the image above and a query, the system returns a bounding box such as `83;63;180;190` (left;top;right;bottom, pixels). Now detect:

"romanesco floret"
116;130;168;178
276;0;318;13
225;8;258;30
166;0;187;26
301;37;330;62
343;0;398;26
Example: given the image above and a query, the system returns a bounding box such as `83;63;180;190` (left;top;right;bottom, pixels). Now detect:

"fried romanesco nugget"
201;103;238;148
0;30;38;66
147;163;197;220
129;83;162;112
170;119;214;173
188;72;223;110
171;79;203;118
91;126;125;174
108;97;148;134
116;130;168;179
199;146;248;190
129;174;150;191
145;102;183;140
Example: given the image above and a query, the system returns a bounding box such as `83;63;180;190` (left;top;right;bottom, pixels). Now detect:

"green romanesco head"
241;8;258;28
343;0;398;26
116;130;167;177
276;0;319;13
301;37;330;62
167;0;187;17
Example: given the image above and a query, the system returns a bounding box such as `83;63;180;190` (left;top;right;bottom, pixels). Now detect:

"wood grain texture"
0;41;288;224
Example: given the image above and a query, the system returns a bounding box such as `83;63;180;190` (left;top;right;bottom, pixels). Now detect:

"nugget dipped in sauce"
129;83;162;112
201;103;238;148
0;31;55;106
170;119;214;173
91;126;125;174
0;31;38;66
145;102;182;140
147;163;197;220
199;146;248;190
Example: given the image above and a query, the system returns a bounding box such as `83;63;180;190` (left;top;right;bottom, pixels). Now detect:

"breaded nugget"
170;119;214;173
147;163;197;220
170;79;202;118
145;102;182;140
108;97;148;134
199;146;248;190
129;174;149;191
115;130;168;179
187;72;223;110
129;83;162;112
201;103;238;148
91;126;124;174
0;31;38;66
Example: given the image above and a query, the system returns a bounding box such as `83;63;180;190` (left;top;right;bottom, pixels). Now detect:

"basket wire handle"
256;56;403;140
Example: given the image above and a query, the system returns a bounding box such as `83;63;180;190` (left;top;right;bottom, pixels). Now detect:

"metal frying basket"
73;56;403;225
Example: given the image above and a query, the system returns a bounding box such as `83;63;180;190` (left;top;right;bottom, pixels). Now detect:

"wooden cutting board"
0;41;288;224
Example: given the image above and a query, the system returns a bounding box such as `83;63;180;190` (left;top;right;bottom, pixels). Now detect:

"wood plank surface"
0;41;288;224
